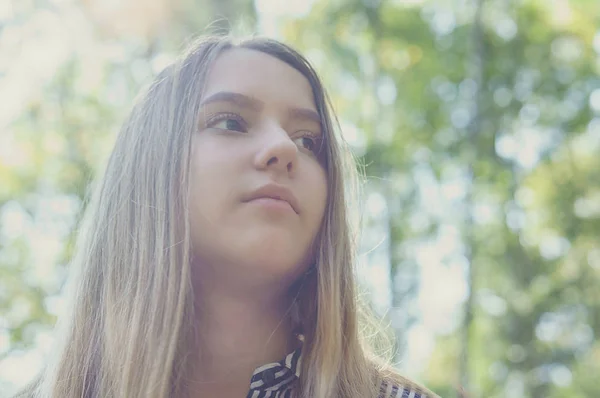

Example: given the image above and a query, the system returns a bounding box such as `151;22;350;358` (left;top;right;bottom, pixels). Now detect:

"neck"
189;279;298;391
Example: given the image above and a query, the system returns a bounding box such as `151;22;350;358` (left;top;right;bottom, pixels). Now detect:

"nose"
254;123;298;175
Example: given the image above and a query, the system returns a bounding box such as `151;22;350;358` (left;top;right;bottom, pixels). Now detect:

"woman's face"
189;48;328;289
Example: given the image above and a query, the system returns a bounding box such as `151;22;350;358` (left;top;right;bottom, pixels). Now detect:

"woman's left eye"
293;134;321;154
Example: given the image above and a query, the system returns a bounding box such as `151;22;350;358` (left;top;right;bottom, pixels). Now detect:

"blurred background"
1;0;599;396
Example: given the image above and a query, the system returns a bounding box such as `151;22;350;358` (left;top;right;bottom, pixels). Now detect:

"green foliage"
282;0;600;396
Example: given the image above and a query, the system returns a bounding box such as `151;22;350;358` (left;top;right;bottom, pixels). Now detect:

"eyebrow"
200;91;322;127
200;91;262;110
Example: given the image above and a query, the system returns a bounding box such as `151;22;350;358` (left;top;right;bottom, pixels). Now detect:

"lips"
243;183;299;214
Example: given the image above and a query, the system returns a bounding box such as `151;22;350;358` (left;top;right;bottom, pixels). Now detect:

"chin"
238;229;295;253
249;246;300;268
234;239;308;273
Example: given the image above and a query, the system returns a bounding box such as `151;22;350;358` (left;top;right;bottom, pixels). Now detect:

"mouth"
247;196;295;213
244;184;299;214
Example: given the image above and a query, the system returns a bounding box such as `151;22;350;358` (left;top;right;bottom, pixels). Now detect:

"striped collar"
246;336;303;398
245;334;437;398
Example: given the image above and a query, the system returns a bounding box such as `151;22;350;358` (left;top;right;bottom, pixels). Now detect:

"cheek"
189;136;234;193
188;143;226;224
310;167;329;224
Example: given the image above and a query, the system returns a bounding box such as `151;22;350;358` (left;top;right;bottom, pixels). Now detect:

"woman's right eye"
206;114;247;133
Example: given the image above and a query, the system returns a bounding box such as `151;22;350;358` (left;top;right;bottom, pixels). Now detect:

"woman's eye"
207;115;247;132
293;135;321;154
214;118;245;132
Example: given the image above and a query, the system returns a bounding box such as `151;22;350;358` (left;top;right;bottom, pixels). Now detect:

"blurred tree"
280;0;600;397
81;0;257;40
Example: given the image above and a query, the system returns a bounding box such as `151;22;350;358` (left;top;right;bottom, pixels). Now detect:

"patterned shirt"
246;337;435;398
246;345;302;397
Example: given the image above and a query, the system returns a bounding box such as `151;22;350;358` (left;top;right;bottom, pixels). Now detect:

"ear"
290;299;302;333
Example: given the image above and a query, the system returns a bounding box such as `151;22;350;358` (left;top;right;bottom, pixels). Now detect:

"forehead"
202;48;317;111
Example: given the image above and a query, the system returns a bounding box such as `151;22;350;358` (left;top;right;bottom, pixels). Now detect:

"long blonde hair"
17;35;430;398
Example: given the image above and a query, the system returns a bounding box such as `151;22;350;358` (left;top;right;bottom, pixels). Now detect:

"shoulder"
377;374;441;398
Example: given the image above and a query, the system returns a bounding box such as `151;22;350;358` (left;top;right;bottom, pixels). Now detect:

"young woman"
16;36;439;398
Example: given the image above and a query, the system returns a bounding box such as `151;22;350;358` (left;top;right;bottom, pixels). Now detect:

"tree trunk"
459;0;486;395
